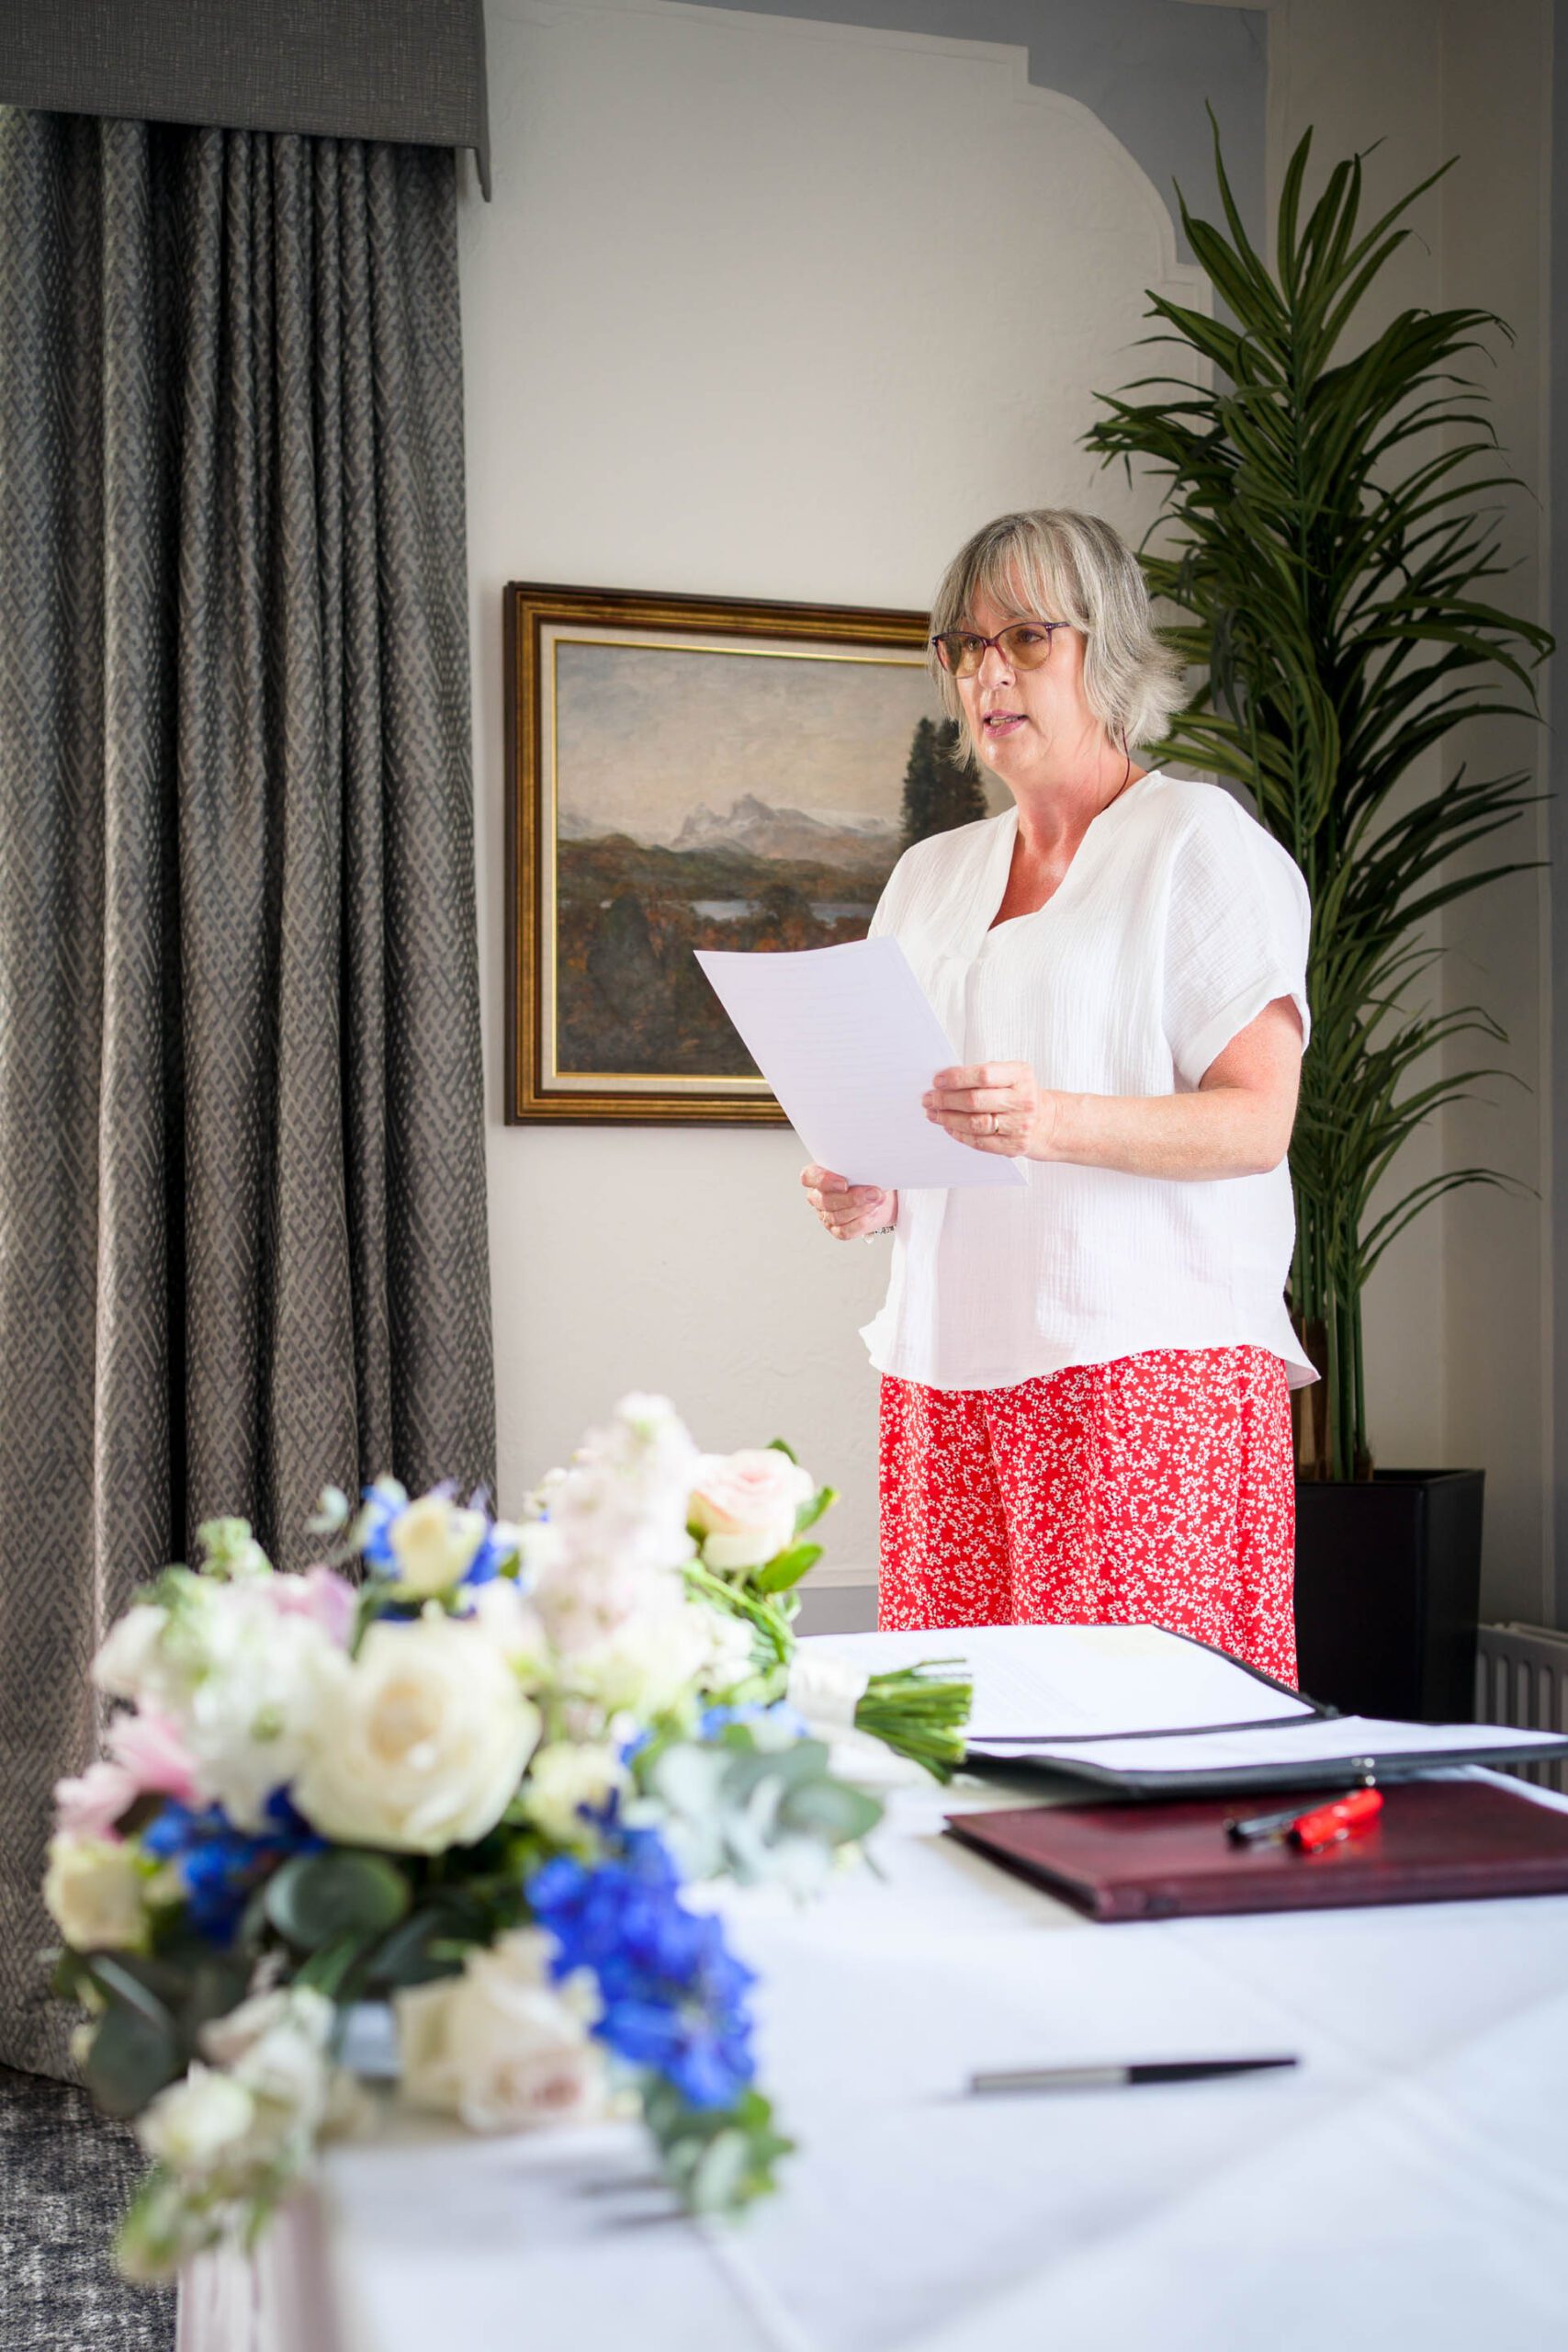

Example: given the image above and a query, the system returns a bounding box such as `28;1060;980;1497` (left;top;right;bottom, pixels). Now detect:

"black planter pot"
1292;1470;1484;1724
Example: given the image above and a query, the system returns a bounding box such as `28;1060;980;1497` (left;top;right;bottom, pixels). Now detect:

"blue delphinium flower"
142;1790;321;1946
355;1478;410;1574
527;1826;757;2110
455;1508;511;1588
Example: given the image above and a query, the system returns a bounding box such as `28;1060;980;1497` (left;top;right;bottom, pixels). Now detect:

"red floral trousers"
877;1346;1297;1686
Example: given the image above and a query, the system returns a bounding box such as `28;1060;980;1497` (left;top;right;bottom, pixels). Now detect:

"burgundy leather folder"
944;1778;1568;1921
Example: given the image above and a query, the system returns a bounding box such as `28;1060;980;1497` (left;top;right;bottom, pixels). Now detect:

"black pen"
968;2056;1299;2094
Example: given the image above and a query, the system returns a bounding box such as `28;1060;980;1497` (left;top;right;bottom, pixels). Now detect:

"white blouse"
859;770;1316;1394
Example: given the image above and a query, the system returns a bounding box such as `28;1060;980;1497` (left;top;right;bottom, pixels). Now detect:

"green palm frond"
1085;112;1551;1477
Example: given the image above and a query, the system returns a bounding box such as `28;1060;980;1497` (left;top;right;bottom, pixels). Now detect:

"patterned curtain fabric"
0;111;494;2075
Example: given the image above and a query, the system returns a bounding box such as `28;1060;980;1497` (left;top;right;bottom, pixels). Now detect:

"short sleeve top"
859;769;1316;1393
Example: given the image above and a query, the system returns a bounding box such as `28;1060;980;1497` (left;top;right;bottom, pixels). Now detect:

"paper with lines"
995;1713;1568;1779
797;1623;1314;1744
695;936;1027;1192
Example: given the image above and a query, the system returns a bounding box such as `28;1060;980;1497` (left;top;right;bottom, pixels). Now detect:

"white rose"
523;1464;568;1521
513;1520;566;1586
178;1593;341;1831
532;1554;679;1657
292;1612;541;1853
396;1929;609;2134
197;1987;340;2168
91;1582;338;1829
690;1449;817;1573
138;2064;256;2177
521;1742;627;1847
466;1579;551;1682
571;1601;713;1720
200;1985;333;2070
544;1396;699;1587
92;1605;170;1703
387;1495;488;1598
43;1836;146;1951
697;1608;756;1694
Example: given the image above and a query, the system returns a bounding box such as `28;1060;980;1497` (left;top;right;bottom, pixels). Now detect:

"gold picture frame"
504;581;943;1125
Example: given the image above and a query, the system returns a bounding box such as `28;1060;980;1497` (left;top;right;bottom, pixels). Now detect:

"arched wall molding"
641;0;1213;320
636;0;1269;262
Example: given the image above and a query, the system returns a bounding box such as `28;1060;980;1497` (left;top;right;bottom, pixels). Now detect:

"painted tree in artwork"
900;718;987;852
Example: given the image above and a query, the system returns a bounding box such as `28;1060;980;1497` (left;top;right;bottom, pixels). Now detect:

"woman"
801;510;1314;1683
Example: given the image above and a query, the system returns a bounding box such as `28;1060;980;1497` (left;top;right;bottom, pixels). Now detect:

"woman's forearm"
925;1003;1304;1181
1034;1084;1291;1182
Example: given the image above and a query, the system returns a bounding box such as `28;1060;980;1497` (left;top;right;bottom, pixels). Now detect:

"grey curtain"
0;111;495;2075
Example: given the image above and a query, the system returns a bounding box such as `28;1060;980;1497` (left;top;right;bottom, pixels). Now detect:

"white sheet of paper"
796;1623;1314;1742
694;936;1026;1191
981;1713;1568;1776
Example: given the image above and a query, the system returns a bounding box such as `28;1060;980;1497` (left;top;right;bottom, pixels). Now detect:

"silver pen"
968;2056;1299;2094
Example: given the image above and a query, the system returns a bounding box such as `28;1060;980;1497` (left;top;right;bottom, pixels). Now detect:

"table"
179;1769;1568;2352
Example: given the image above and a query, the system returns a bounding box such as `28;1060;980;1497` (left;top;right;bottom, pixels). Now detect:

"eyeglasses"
931;620;1067;678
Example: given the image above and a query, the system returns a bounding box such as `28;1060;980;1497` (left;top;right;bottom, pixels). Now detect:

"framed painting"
504;581;996;1124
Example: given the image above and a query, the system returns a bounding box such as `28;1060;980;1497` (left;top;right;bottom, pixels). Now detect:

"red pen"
1287;1788;1383;1852
1226;1788;1383;1852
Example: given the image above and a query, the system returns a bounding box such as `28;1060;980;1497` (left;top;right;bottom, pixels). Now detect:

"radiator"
1475;1623;1568;1793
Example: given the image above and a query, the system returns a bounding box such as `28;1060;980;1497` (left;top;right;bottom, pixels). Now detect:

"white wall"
1269;0;1554;1622
460;0;1203;1570
460;0;1556;1623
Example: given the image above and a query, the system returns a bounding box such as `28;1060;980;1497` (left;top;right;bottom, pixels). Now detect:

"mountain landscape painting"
549;634;996;1086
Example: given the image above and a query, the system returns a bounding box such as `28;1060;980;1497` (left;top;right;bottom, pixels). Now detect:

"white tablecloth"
179;1771;1568;2352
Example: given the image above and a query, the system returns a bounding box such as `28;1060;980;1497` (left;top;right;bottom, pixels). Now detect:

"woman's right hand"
800;1164;897;1241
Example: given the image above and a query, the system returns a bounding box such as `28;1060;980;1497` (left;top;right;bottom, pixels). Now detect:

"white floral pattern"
877;1347;1296;1686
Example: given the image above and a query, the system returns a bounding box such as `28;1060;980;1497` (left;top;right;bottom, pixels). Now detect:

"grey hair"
929;509;1187;764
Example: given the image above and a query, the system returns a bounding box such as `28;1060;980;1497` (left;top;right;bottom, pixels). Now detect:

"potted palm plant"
1085;119;1551;1718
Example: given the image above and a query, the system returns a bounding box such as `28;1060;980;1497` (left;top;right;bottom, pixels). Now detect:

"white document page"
796;1623;1314;1742
694;936;1026;1192
995;1713;1568;1778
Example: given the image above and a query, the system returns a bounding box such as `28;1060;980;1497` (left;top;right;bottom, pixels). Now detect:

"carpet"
0;2067;174;2350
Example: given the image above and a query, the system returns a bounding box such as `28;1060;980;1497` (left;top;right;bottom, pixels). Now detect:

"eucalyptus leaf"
721;1739;829;1799
367;1905;481;1991
50;1947;85;2002
84;1953;179;2030
643;2081;795;2213
777;1778;883;1846
80;1964;181;2119
179;1956;254;2041
92;1950;190;2007
295;1928;377;2001
689;2128;752;2213
650;1744;729;1817
265;1851;411;1951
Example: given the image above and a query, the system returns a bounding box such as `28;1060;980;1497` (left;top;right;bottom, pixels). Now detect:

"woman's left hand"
923;1063;1057;1158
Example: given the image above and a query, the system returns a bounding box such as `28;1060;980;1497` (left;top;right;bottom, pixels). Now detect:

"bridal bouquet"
43;1396;970;2281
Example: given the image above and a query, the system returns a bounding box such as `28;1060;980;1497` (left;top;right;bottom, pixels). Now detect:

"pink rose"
54;1707;199;1838
268;1566;356;1645
688;1448;817;1573
108;1709;198;1804
53;1759;139;1840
